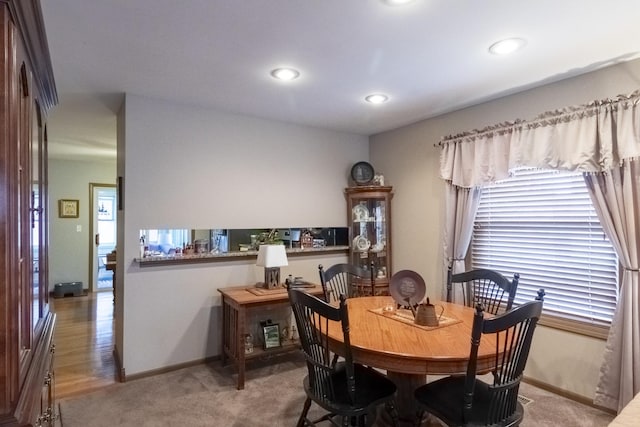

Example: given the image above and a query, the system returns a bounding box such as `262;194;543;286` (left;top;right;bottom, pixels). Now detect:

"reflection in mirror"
138;227;348;258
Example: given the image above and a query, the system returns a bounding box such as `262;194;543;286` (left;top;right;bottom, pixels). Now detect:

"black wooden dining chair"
318;263;375;304
413;291;544;427
287;287;398;427
446;266;520;315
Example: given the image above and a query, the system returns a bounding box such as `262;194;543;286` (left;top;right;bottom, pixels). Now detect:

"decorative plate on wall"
350;161;375;185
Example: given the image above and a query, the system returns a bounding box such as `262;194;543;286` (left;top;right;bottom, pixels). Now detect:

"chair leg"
364;408;378;427
385;401;399;427
331;352;340;368
312;413;336;425
297;398;312;427
414;409;425;427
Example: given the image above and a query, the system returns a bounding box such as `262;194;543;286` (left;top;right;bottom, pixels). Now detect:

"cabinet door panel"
18;61;34;380
31;99;45;333
346;186;393;295
0;1;57;424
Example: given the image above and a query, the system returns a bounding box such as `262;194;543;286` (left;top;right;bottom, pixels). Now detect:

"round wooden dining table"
325;296;499;425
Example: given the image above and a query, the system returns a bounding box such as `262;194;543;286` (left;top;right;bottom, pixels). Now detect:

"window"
471;168;618;336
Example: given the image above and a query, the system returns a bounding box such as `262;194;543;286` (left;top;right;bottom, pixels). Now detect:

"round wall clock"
350;161;375;185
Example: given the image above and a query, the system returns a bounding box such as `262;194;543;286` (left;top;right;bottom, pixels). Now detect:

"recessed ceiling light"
270;67;300;81
488;38;526;55
365;94;389;104
382;0;416;5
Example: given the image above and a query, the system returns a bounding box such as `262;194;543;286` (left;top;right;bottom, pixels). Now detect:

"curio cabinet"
345;186;393;296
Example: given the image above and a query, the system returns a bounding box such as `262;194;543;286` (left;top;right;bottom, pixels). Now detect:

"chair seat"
414;376;523;427
305;363;397;415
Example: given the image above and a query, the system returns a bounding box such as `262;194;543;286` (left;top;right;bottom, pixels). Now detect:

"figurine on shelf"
300;230;313;249
183;243;194;255
244;334;254;354
139;236;145;258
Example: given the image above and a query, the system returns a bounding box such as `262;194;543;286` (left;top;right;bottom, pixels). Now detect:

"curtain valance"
439;90;640;188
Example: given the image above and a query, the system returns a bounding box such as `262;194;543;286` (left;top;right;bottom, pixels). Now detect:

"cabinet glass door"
351;197;388;273
346;186;392;295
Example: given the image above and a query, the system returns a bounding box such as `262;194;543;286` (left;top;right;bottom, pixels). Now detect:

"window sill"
539;314;610;340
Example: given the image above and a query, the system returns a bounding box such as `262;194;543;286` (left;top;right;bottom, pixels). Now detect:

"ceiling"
40;0;640;161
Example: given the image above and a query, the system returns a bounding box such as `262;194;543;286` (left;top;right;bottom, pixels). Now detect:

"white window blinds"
472;168;618;326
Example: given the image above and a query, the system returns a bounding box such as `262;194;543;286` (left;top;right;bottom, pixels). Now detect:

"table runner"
369;307;462;331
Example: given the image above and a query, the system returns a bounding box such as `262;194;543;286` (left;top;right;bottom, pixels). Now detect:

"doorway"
90;183;117;293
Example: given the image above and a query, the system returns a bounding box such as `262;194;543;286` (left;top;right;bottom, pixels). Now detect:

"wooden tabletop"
218;284;324;305
326;296;498;376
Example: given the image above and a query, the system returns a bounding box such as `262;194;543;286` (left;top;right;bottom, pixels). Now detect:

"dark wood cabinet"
345;186;393;295
0;1;57;425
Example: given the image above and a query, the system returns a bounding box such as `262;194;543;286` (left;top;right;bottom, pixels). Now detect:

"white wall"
370;58;640;400
49;158;116;291
117;94;367;375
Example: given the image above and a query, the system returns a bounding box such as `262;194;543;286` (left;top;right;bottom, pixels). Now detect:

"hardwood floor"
51;291;118;399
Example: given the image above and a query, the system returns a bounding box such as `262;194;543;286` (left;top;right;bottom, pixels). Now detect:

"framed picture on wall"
58;199;79;218
98;197;114;220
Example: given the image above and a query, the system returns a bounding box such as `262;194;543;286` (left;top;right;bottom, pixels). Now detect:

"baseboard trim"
523;376;615;415
112;345;125;382
122;355;221;383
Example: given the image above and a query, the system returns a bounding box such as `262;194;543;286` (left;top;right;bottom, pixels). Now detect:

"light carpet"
58;353;614;426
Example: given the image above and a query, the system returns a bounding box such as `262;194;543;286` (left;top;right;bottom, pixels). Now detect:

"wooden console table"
105;260;116;304
218;284;323;390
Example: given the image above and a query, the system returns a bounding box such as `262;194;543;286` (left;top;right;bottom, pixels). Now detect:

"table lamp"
256;244;288;289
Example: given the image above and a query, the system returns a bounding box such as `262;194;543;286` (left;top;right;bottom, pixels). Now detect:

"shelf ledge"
134;245;349;267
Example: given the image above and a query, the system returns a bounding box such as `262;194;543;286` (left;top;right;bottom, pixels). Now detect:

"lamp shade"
256;244;288;268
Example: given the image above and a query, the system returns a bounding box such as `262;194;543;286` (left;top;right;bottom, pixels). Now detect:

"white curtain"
438;90;640;412
440;90;640;188
585;159;640;412
439;126;514;188
442;184;481;302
